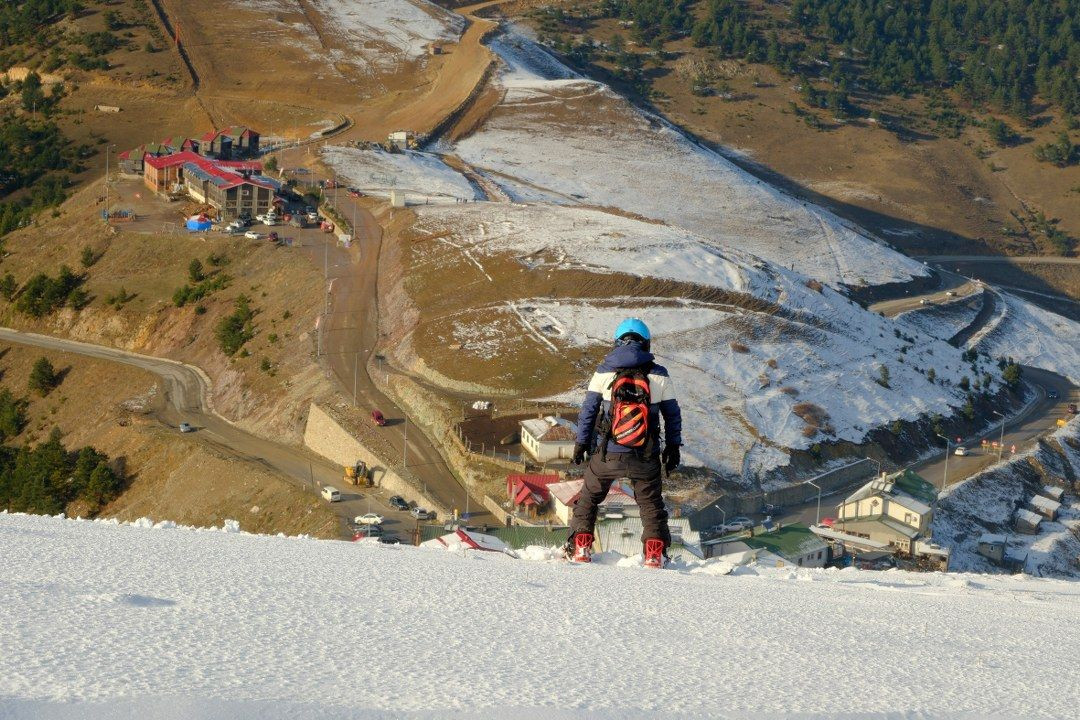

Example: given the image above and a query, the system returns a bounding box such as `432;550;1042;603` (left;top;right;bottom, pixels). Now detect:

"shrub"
801;425;818;438
959;375;970;391
876;364;891;388
0;388;28;440
28;357;59;396
15;266;83;317
1002;362;1022;389
780;386;799;396
805;278;823;292
730;341;749;353
188;258;205;283
926;368;936;383
80;245;98;268
0;273;16;300
215;295;255;356
766;358;778;369
793;402;829;428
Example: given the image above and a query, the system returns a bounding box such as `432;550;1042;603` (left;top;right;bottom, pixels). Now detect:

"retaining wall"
303;403;450;517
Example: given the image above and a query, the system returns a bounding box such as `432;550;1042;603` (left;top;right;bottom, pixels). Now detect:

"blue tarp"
186;218;212;231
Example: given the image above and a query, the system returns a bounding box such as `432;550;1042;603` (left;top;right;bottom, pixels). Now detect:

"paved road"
918;255;1080;266
0;327;420;539
270;174;483;518
868;269;976;317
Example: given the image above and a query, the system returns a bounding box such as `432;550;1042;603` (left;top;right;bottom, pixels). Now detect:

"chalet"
199;126;260;159
199;129;233;159
118;142;171;175
835;470;937;555
549;478;635;525
505;474;558;518
1042;485;1065;503
519;416;577;463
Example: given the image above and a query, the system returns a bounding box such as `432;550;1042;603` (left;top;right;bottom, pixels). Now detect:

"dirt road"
868;269;977;317
0;327;419;539
918;255;1080;266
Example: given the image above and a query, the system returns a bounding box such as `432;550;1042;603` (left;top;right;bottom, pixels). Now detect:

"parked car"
348;189;362;198
1048;390;1059;399
820;517;837;528
267;231;279;243
237;213;253;226
371;409;387;426
722;516;754;533
355;513;384;526
244;231;261;240
179;422;194;433
321;486;341;503
760;503;783;516
1070;403;1078;415
945;290;956;297
389;495;409;511
410;507;433;520
954;446;967;456
377;535;401;545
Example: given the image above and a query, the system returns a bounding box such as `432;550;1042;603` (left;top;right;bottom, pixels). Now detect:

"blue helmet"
614;318;650;347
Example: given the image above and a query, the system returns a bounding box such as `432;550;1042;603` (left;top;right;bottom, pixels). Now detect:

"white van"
321;486;341;502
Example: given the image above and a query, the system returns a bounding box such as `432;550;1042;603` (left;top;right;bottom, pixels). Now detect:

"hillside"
328;25;1019;490
513;1;1080;267
2;510;1079;718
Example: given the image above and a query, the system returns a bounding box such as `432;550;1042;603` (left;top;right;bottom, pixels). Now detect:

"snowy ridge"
3;510;1080;719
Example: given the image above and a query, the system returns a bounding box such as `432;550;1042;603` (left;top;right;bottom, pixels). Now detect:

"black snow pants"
569;452;671;547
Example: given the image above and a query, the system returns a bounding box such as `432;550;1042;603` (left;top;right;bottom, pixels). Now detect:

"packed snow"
971;291;1080;385
453;28;928;288
3;511;1080;719
308;0;463;69
323;146;479;202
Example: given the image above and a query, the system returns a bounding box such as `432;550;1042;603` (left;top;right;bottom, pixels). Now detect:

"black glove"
572;443;589;465
662;444;680;474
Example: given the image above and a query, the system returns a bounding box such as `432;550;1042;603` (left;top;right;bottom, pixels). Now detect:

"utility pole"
806;479;822;525
353;353;358;405
402;415;408;468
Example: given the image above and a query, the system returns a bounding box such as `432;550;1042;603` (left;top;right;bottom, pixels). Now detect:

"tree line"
599;0;1080;121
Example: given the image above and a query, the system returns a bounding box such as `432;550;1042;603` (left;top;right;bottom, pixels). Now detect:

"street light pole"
403;415;408;468
935;433;951;494
993;410;1005;462
806;479;822;525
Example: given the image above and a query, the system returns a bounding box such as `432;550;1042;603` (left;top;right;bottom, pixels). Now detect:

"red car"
820;517;837;528
348;190;362;198
371;410;386;426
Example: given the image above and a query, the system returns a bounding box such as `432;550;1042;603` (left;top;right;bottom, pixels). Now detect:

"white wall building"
519;416;578;463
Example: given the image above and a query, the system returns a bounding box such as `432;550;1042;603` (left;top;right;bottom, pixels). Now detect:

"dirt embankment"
0;345;337;537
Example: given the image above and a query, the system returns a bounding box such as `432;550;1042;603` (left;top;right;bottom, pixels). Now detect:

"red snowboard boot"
571;532;593;563
643;538;666;569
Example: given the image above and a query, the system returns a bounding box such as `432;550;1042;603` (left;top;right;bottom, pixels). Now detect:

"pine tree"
28;357;58;396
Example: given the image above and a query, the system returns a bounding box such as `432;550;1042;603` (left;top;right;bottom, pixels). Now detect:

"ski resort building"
142;151;280;220
834;470;937;556
519;416;577;463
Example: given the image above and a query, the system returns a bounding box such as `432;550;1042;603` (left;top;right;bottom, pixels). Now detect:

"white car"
718;517;753;534
178;422;194;433
354;513;384;526
410;507;433;520
321;486;341;503
954;446;967;457
244;231;261;240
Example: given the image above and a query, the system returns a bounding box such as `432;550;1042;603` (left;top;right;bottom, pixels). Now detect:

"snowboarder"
566;318;682;568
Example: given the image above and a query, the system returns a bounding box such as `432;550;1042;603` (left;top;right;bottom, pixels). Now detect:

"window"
797;559;803;566
816;551;822;560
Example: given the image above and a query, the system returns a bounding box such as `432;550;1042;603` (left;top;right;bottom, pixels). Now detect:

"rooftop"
742;524;828;560
520;416;577;443
979;533;1007;545
1015;508;1043;526
1029;495;1062;513
548;479;634;508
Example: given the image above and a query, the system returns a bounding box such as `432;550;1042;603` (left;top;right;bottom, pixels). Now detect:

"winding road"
0;327;418;538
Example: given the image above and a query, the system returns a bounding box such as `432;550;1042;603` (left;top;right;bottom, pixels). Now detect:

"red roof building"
506;474;559;516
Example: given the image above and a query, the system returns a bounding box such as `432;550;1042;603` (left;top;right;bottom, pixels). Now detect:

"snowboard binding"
643;538;666;569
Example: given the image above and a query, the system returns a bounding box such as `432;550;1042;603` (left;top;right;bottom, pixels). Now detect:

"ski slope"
323;146;479;202
310;0;463;67
2;512;1080;719
454;28;927;288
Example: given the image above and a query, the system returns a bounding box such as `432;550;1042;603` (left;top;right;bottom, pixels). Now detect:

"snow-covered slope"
410;202;999;480
454;28;927;288
308;0;463;68
3;512;1080;719
971;291;1080;384
323;146;478;202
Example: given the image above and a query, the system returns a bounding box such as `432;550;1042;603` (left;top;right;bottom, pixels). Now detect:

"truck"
343;460;368;486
